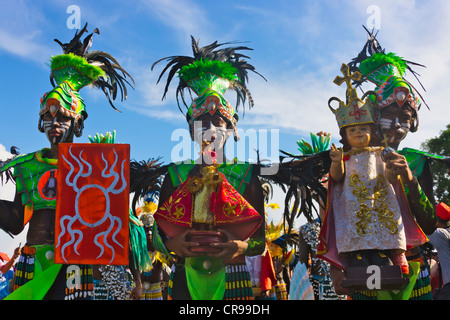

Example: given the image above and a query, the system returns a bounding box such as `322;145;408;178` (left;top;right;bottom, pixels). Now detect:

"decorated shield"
55;143;130;265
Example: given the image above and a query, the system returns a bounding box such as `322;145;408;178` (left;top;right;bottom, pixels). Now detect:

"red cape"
154;172;262;241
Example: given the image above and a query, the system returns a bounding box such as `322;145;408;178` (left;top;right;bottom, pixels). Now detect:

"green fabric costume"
4;246;62;300
152;162;264;300
1;149;57;225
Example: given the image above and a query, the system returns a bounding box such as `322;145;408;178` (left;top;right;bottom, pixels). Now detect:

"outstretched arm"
329;143;344;182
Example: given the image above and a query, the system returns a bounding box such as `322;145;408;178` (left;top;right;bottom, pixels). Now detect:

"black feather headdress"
152;36;266;118
348;26;428;111
53;23;135;112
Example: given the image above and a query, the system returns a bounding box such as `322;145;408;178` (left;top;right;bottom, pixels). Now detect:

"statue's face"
378;103;413;147
345;124;371;149
42;111;73;145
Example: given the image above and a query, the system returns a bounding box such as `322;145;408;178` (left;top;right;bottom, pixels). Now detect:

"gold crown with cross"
328;63;376;129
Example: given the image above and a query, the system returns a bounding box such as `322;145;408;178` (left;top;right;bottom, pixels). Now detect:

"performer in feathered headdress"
130;36;337;300
0;23;134;300
152;36;265;144
131;36;266;300
322;27;450;300
351;30;450;301
316;63;428;297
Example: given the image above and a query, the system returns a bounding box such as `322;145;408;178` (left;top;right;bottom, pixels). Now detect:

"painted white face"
42;112;73;144
378;105;413;146
192;113;232;164
193;114;229;151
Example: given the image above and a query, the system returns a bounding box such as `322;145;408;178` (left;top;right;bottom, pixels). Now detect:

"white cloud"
239;0;450;149
0;144;12;160
241;74;341;138
142;0;210;41
0;30;52;63
0;1;52;63
0;144;15;202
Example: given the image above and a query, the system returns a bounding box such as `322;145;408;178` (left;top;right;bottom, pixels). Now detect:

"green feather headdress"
50;53;105;90
152;36;265;141
359;52;423;111
39;23;134;137
348;27;428;112
49;22;135;113
359;52;407;85
178;58;240;86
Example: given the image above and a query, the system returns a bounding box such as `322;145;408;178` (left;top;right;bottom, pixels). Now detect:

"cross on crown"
328;63;374;129
333;63;361;104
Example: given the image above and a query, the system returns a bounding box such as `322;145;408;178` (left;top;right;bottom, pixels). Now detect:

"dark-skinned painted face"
42;111;73;145
378;103;413;148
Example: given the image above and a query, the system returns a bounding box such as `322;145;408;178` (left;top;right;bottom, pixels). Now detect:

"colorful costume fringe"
289;262;314;300
141;282;163;300
7;245;93;300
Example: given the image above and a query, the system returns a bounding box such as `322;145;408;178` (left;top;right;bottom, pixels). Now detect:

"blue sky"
1;0;450;254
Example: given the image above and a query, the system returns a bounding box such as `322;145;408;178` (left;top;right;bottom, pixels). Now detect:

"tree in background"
421;124;450;204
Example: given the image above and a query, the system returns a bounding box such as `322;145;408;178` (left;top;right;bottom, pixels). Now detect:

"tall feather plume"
152;35;266;116
348;26;429;109
53;22;135;112
129;158;168;215
347;25;385;88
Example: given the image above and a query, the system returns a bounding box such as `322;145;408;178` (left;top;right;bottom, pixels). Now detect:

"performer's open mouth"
49;129;61;137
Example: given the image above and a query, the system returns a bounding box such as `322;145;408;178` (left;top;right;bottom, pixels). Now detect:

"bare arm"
329;143;344;182
128;252;142;300
297;231;310;266
0;247;20;274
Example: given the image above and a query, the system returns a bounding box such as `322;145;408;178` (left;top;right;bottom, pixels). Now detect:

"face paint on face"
193;114;229;152
379;117;410;134
42;112;73;144
378;105;413;147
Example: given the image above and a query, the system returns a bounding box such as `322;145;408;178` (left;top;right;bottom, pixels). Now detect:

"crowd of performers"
0;24;449;301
